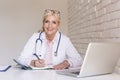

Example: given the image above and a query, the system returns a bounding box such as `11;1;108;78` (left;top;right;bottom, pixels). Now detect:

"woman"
18;9;83;70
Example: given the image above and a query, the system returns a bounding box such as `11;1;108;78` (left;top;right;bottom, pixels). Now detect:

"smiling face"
42;9;61;41
43;15;60;37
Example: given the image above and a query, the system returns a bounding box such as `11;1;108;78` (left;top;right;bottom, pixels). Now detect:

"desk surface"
0;67;120;80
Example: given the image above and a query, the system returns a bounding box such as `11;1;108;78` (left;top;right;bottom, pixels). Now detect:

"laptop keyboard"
71;71;80;75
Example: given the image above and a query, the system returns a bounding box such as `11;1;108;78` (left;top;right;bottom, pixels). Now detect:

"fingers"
31;59;45;67
53;63;68;70
35;60;45;67
53;60;70;70
53;64;66;70
30;60;35;66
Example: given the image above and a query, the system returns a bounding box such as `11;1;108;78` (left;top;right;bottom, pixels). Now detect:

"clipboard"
13;59;32;70
13;59;53;70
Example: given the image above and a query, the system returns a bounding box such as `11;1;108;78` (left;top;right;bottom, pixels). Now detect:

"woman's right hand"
30;59;45;67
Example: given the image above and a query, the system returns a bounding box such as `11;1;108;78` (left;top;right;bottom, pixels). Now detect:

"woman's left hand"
53;60;70;70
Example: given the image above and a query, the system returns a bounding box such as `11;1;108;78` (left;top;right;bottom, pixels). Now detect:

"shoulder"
30;32;40;38
60;32;70;41
28;32;42;41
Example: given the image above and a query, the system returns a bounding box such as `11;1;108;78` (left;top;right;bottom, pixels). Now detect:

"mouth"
46;28;54;32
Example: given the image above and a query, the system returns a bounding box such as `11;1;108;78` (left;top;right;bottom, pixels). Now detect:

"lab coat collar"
40;31;60;43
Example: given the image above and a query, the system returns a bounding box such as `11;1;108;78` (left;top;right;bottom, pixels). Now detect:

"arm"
64;38;83;68
18;33;38;66
53;37;83;70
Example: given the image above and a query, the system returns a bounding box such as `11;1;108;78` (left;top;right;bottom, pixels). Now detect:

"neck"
46;34;55;41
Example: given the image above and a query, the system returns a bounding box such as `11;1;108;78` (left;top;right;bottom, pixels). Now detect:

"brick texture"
68;0;120;73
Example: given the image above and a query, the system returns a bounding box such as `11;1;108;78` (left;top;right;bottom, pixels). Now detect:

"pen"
33;53;41;60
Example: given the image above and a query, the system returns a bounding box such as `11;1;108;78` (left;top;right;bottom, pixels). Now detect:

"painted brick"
68;0;120;74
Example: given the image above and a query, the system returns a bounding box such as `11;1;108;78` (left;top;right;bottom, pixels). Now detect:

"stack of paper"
30;65;53;70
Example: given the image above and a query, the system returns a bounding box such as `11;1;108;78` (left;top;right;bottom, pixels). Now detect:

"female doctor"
18;9;83;70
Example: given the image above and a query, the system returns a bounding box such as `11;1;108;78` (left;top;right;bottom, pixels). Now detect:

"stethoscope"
34;31;61;57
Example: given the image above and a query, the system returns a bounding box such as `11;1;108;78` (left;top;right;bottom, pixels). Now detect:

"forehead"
44;15;59;21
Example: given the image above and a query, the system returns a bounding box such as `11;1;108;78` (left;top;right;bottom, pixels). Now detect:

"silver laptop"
56;42;120;78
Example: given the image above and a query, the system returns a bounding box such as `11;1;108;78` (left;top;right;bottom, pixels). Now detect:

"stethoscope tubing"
34;31;61;56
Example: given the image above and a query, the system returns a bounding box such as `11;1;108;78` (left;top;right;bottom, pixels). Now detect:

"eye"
44;20;49;23
52;21;57;24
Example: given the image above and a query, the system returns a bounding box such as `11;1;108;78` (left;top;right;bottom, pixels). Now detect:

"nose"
48;22;52;27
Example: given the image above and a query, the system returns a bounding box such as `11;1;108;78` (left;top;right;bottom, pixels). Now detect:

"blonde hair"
38;9;61;32
43;9;61;22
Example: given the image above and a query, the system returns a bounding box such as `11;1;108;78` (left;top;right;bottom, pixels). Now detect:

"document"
0;65;11;72
30;65;53;70
13;59;53;70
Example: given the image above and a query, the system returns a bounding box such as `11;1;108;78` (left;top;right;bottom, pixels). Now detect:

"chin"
46;30;56;34
46;32;54;35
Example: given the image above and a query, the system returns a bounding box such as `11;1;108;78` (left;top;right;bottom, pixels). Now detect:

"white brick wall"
68;0;120;73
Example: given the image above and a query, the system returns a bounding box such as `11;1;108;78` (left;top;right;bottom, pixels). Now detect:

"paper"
30;65;53;70
13;59;53;70
0;65;11;72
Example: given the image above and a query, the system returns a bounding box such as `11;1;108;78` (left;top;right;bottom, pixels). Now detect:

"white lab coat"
18;31;83;67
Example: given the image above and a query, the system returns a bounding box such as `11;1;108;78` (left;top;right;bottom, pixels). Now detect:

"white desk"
0;67;120;80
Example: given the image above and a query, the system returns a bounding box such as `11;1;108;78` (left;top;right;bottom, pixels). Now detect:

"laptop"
56;42;120;78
